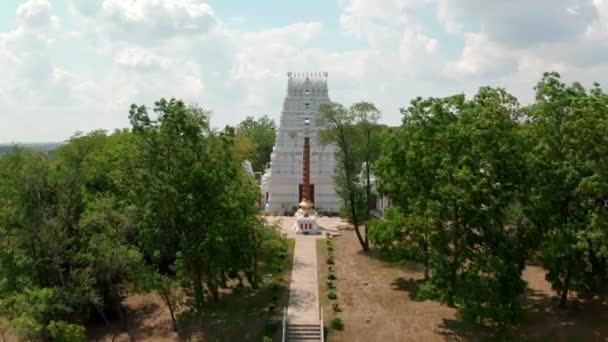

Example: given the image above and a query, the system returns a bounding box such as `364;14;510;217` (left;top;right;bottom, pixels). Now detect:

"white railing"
282;307;288;342
319;307;324;342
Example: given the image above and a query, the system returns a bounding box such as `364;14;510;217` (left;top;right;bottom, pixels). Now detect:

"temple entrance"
298;184;315;204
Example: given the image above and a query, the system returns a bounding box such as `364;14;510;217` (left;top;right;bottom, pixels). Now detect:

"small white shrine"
261;72;340;215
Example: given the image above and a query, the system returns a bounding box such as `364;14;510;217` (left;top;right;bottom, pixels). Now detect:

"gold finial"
297;199;314;214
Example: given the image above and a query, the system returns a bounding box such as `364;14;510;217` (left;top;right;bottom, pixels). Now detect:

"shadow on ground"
391;277;426;301
435;289;608;341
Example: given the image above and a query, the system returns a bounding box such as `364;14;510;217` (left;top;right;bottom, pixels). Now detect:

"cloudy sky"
1;0;607;142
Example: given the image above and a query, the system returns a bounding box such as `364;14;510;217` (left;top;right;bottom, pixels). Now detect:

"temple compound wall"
261;72;340;214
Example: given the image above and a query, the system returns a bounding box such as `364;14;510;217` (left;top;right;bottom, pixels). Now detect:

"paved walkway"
287;235;320;323
265;216;345;324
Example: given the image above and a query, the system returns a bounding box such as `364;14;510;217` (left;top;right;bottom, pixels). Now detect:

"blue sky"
1;0;607;142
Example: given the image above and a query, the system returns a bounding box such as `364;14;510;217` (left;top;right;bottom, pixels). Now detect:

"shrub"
328;265;334;273
176;311;196;337
327;289;337;300
328;272;336;280
327;245;334;252
267;277;282;291
332;303;342;312
326;280;335;289
263;336;273;342
327;257;334;265
47;321;86;342
330;316;344;330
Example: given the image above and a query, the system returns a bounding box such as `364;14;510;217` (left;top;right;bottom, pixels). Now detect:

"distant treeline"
0;143;63;155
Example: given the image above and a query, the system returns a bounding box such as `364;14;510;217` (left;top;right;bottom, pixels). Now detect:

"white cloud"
3;0;608;142
114;47;170;70
437;0;461;34
17;0;59;30
101;0;216;42
439;0;597;48
447;33;517;79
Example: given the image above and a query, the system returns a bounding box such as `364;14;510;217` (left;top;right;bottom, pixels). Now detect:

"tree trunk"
365;130;372;250
559;267;571;309
207;279;219;302
191;265;205;312
160;289;178;333
117;303;127;332
340;128;369;252
95;304;110;326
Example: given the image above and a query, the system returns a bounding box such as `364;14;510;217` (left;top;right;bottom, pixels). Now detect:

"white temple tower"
261;72;340;214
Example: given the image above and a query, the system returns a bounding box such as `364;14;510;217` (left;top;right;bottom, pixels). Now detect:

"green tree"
236;115;277;172
374;88;528;325
525;72;608;308
351;101;382;219
0;132;144;338
128;98;265;311
318;102;369;251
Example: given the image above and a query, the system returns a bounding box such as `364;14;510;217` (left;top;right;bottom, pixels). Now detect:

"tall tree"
350;102;382;218
374;88;528;325
318;102;369;251
525;72;608;308
129;98;264;311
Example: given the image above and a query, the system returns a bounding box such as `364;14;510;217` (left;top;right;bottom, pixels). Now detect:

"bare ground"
319;228;608;342
87;239;295;342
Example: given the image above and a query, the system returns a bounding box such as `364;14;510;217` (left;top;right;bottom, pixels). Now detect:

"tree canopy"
369;73;608;326
0;99;287;340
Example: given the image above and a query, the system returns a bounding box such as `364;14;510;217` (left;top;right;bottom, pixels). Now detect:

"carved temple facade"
261;72;340;214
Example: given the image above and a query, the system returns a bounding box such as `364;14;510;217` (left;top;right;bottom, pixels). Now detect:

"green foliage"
266;277;283;292
0;99;285;337
332;303;342;312
374;87;528;325
327;289;337;300
318;102;374;250
0;132;144;338
328;272;337;280
330;315;344;330
262;336;273;342
326;280;335;290
327;257;335;265
235;115;277;172
47;321;86;342
525;72;608;307
129;98;267;309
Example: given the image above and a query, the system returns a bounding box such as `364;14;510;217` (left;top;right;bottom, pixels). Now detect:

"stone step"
287;323;322;342
288;325;320;330
288;324;319;328
288;331;321;336
288;336;321;340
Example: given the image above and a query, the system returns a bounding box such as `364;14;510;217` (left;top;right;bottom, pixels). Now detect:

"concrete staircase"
286;323;322;342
